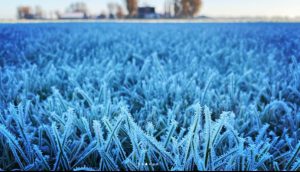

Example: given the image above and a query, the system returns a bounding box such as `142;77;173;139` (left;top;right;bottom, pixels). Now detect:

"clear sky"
1;0;300;19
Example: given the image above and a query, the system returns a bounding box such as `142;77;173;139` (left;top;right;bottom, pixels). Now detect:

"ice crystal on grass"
0;23;300;171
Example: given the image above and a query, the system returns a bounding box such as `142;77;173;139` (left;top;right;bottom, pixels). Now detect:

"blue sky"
1;0;300;19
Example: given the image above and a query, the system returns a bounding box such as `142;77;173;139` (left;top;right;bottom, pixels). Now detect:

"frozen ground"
0;23;300;171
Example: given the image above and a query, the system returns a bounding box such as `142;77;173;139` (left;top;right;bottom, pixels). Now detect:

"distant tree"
174;0;181;17
116;5;125;19
65;2;89;18
191;0;202;16
68;2;88;14
164;0;173;18
181;0;190;17
17;5;45;19
98;12;107;19
107;3;124;19
35;6;44;19
174;0;202;18
17;6;32;19
108;3;116;18
125;0;138;17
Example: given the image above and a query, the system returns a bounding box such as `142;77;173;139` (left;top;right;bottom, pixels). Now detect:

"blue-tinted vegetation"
0;23;299;171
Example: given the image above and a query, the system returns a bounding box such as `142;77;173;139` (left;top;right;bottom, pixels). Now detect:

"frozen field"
0;23;300;171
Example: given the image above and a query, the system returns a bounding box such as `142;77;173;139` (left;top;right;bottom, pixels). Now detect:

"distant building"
57;2;89;20
58;12;87;20
138;7;158;19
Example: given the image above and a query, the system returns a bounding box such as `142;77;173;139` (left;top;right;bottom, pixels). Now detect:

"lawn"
0;23;300;171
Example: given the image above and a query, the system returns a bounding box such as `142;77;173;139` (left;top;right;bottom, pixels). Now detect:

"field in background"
0;23;300;171
1;17;300;23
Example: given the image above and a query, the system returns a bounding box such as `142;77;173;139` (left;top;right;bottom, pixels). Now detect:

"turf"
0;23;300;171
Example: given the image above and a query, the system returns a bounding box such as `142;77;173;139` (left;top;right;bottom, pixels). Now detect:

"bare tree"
174;0;181;17
107;3;124;19
35;6;44;18
125;0;138;17
174;0;202;18
108;3;116;17
191;0;202;17
116;5;124;19
68;2;88;14
17;6;32;19
164;0;173;17
181;0;190;17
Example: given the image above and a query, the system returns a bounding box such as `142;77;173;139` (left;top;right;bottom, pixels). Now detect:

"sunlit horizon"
1;0;300;19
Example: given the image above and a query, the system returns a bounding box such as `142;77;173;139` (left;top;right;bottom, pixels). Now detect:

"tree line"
126;0;202;18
